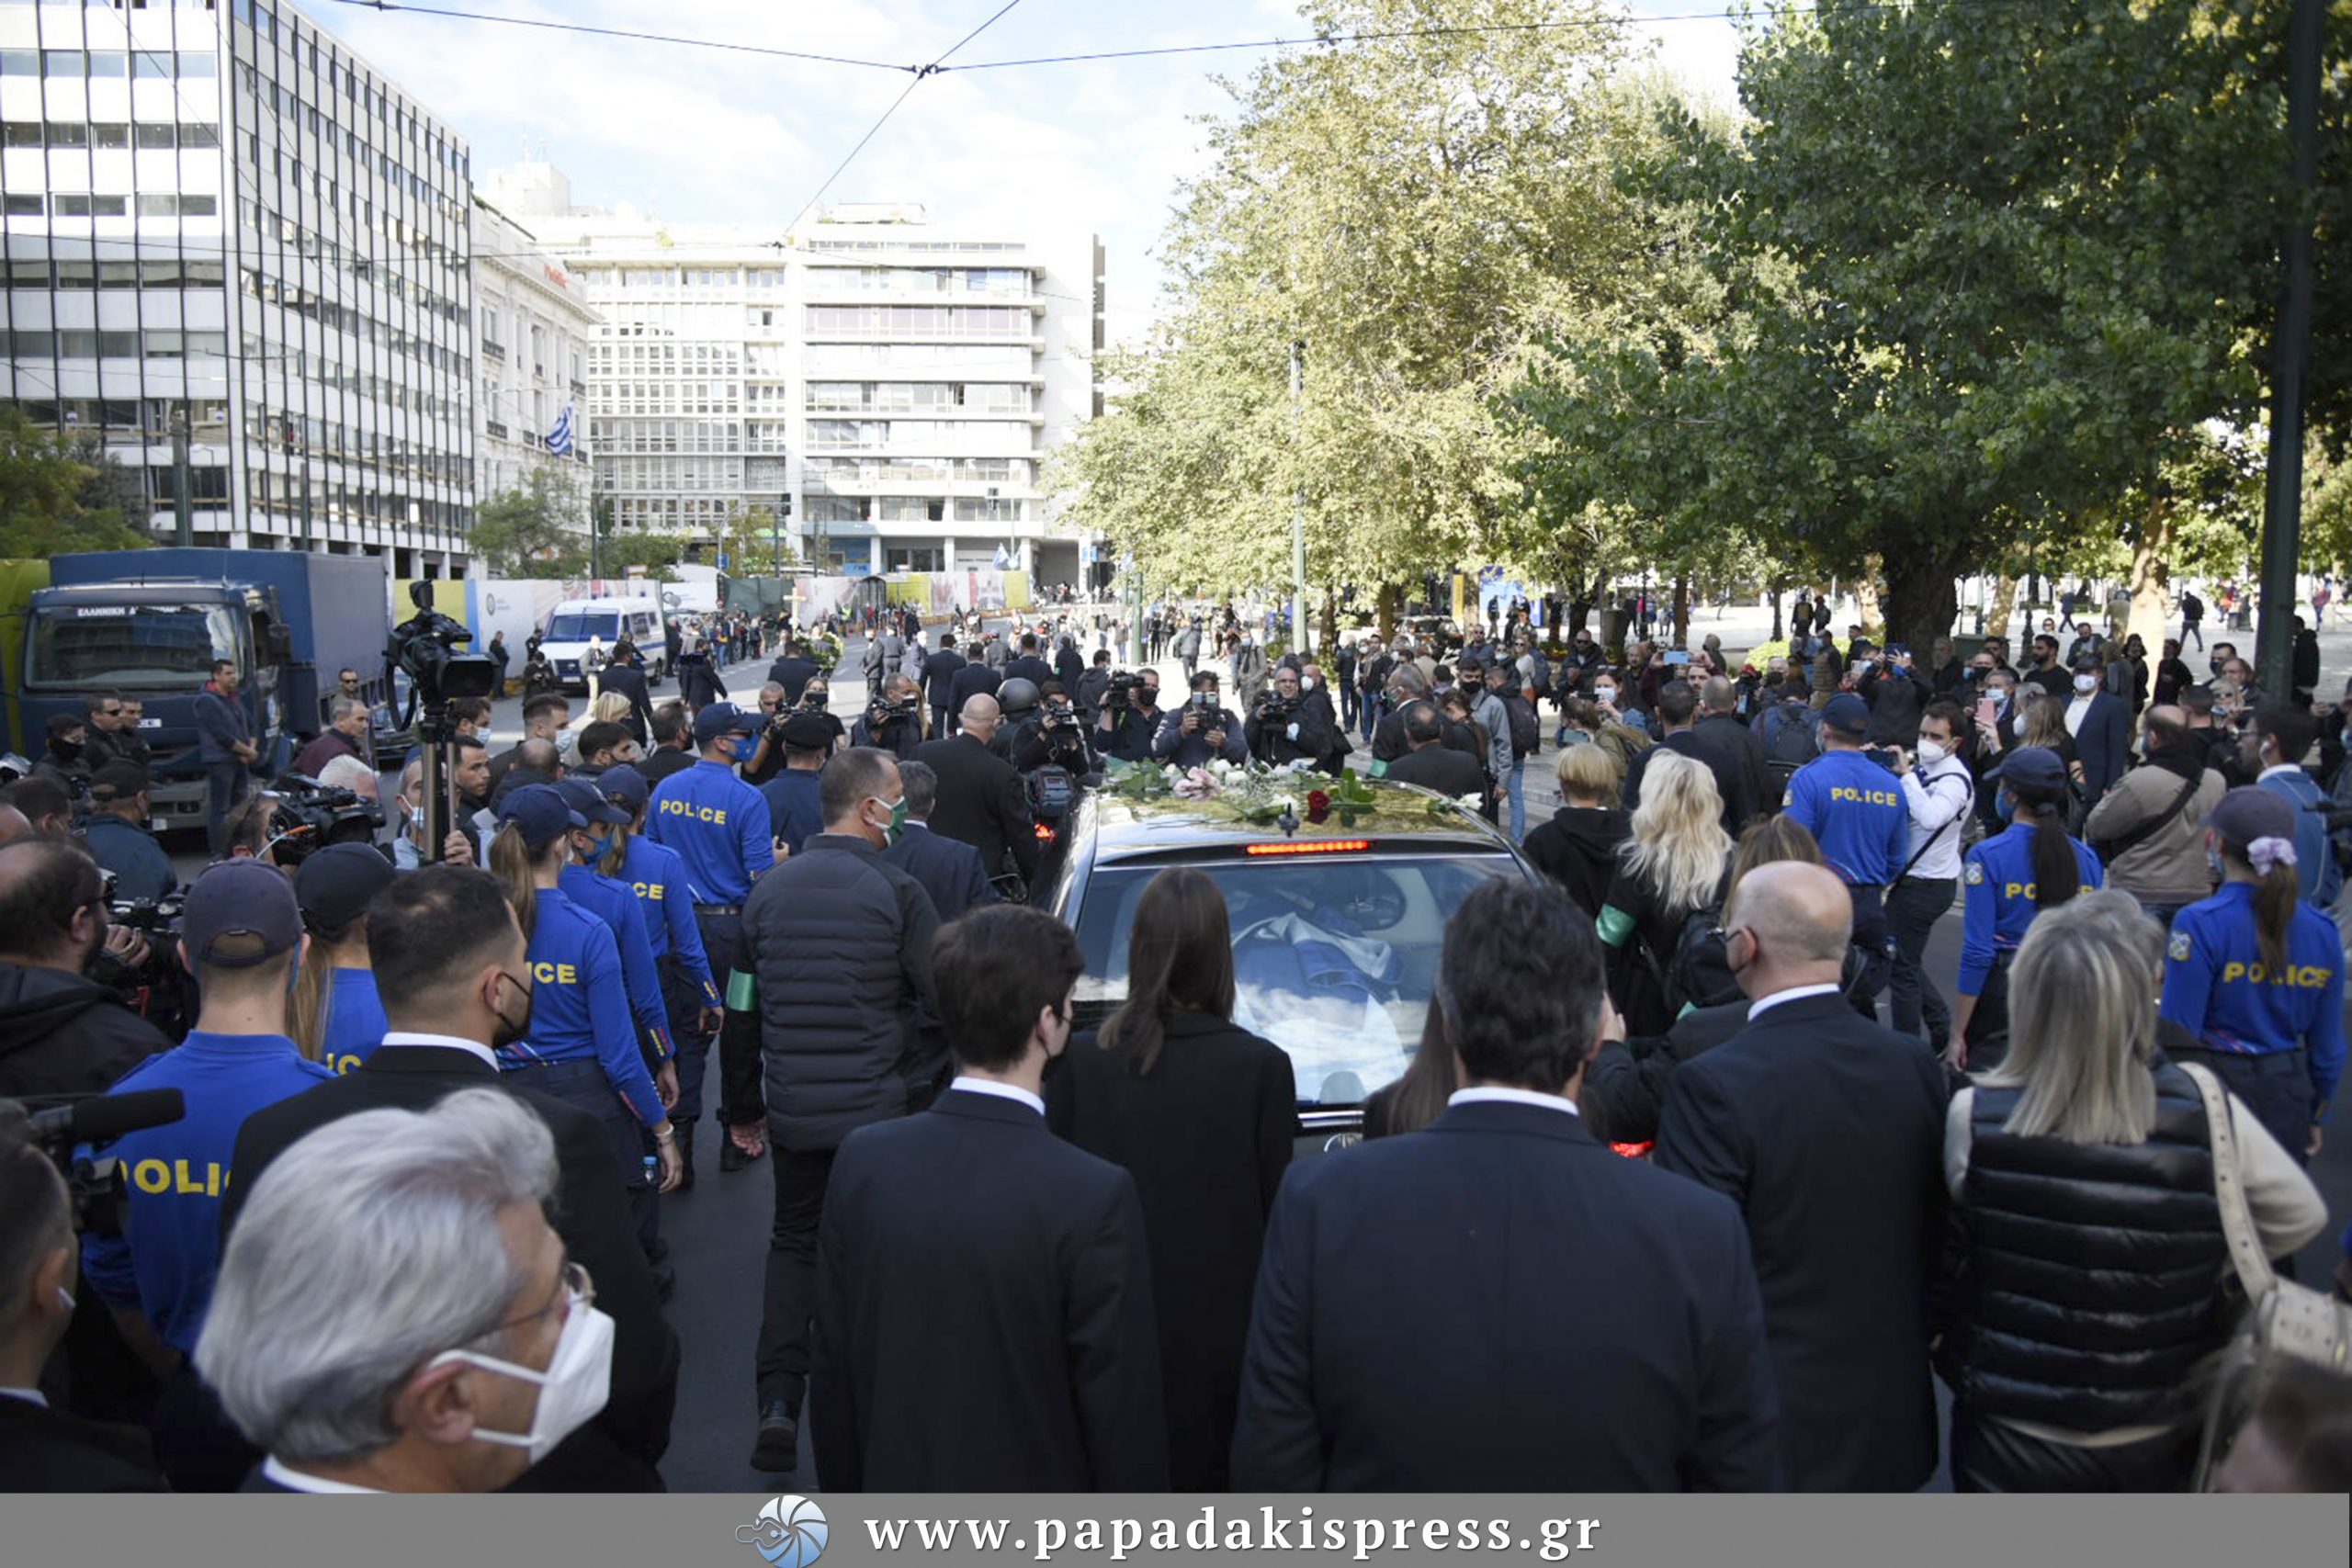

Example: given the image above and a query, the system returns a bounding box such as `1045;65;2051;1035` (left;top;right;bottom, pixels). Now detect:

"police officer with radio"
1781;693;1911;1011
1152;671;1249;770
646;703;775;1175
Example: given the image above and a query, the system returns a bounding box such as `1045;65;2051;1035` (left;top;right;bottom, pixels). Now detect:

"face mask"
490;971;533;1050
56;1285;75;1314
866;795;907;847
729;734;759;763
2073;674;2098;694
1917;739;1948;766
1996;789;2016;822
1990;690;2010;711
1301;676;1316;691
432;1298;614;1465
1595;687;1616;704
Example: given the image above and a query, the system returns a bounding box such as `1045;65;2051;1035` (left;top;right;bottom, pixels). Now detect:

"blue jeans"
1505;757;1527;841
1340;682;1359;728
204;760;248;859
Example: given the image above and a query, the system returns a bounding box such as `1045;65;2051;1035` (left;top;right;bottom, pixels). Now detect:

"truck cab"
18;579;291;829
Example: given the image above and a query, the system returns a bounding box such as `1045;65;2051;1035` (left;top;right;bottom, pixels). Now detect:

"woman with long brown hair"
1045;867;1293;1491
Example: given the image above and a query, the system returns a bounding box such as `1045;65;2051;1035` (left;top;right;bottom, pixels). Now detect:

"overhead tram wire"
320;0;912;74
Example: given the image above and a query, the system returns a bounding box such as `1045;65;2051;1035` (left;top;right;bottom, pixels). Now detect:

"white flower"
1454;793;1483;811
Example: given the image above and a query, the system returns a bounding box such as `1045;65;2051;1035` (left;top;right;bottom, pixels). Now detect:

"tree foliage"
0;409;151;556
469;463;590;576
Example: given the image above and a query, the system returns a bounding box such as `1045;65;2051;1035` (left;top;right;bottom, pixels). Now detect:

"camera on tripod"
388;581;498;865
5;1089;187;1237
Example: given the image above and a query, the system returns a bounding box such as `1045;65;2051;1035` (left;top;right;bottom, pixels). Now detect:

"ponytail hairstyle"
598;802;641;880
288;919;345;1062
2007;773;2082;909
489;822;539;940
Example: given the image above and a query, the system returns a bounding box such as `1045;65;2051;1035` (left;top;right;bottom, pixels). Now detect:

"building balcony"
482;340;505;360
485;420;510;439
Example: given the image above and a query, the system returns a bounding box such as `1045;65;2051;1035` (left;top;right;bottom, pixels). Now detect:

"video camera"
263;773;385;866
1039;694;1076;730
1255;691;1301;722
6;1088;187;1236
389;581;497;716
1103;671;1146;711
866;693;921;727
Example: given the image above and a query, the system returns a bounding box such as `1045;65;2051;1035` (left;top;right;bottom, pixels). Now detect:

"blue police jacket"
319;967;390;1076
499;886;667;1128
2255;767;2344;910
80;1032;334;1353
2160;881;2346;1121
1782;750;1910;886
648;758;775;905
78;817;176;903
761;768;826;859
559;861;673;1065
1957;823;2105;996
618;835;718;1004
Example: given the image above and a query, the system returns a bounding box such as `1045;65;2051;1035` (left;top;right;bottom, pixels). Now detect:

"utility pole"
1290;337;1306;656
2256;0;2324;705
170;404;193;547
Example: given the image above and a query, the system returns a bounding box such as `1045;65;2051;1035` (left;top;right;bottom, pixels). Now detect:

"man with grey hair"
314;751;379;804
1655;861;1949;1492
200;1089;613;1493
294;694;373;780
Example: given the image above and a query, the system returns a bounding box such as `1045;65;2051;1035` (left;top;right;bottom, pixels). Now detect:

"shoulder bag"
2179;1062;2351;1488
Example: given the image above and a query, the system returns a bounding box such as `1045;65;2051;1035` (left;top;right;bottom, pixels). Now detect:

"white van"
538;597;672;694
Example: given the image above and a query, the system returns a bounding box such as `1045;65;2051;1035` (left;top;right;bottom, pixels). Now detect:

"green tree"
469;463;589;575
0;409;150;555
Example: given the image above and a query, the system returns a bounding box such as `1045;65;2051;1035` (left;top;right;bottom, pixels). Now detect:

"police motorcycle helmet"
997;677;1042;724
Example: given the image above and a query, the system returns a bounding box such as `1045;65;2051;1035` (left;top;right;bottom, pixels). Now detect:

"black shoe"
751;1402;799;1472
718;1134;760;1173
673;1135;696;1191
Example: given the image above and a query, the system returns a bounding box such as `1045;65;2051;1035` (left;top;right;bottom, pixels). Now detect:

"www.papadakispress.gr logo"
739;1494;829;1567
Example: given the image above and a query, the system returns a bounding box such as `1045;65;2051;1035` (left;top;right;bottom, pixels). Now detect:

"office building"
1;0;472;571
472;194;595;538
482;159;1102;588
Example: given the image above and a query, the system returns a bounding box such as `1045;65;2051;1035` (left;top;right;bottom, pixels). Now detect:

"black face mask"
489;971;534;1051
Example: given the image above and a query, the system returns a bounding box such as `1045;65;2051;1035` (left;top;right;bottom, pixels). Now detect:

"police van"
538;596;672;694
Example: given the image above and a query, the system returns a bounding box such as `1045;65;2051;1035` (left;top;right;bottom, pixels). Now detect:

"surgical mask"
1989;690;2011;711
1595;686;1616;704
1996;788;2016;821
1301;676;1316;691
475;728;496;749
866;795;907;847
2073;674;2098;695
729;734;759;763
1917;739;1949;766
432;1297;614;1465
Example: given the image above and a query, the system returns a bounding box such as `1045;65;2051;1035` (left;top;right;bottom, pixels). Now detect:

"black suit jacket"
1693;713;1772;821
909;737;1038;882
224;1046;678;1492
0;1394;167;1492
1231;1100;1779;1492
880;822;997;923
768;655;821;705
1046;1015;1295;1490
948;660;1002;714
1655;992;1948;1491
1383;743;1486;799
1622;729;1757;833
918;649;965;711
595;663;656;746
811;1089;1168;1492
2072;690;2132;803
1001;654;1055;690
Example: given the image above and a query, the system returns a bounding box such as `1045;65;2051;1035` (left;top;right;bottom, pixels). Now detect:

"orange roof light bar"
1244;840;1374;857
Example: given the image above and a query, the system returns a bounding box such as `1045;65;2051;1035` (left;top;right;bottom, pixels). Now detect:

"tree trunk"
1376;582;1401;641
2126;502;2175;657
1985;574;2019;640
1671;572;1690;647
1769;577;1785;641
1852;556;1885;637
1880;545;1965;655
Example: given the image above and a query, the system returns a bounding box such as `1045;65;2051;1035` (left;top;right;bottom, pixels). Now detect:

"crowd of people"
1;591;2349;1497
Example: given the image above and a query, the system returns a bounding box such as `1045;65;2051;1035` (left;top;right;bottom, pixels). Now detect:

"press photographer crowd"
2;581;2350;1498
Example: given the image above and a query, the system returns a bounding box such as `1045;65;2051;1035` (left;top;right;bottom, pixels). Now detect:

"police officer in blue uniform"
489;785;683;1209
1781;693;1909;1010
553;778;675;1083
647;702;776;1179
2161;786;2345;1166
1948;747;2103;1071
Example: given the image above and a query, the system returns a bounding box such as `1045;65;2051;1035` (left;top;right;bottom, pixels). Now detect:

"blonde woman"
1595;750;1733;1034
1939;892;2324;1492
560;689;634;768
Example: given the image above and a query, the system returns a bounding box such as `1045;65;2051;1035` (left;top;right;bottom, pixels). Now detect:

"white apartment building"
1;0;472;572
471;195;595;536
481;160;1102;588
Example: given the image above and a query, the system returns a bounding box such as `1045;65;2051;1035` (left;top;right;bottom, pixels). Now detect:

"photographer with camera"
1093;670;1163;764
1011;681;1101;780
1246;666;1335;770
0;1103;166;1490
78;765;175;905
854;674;927;761
0;839;170;1102
1152;671;1249;771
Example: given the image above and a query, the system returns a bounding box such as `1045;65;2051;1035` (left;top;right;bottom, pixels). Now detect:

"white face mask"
2073;674;2099;694
1301;676;1316;691
1595;686;1617;704
1916;739;1949;766
432;1299;614;1464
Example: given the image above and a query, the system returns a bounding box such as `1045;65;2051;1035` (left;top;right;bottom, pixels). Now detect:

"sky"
311;1;1746;337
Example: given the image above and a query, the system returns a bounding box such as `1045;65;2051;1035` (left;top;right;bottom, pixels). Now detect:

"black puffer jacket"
737;834;943;1151
1939;1063;2228;1434
0;961;170;1105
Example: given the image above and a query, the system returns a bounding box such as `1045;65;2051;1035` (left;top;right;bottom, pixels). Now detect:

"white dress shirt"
1746;982;1844;1021
1898;753;1977;883
1448;1086;1579;1118
2065;692;2094;738
262;1455;382;1494
0;1387;47;1408
950;1076;1045;1116
373;1031;499;1070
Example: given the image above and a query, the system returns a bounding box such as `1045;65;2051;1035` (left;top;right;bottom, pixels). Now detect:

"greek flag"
547;402;575;457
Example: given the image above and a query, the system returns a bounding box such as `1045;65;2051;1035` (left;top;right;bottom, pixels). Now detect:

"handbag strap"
2178;1062;2278;1304
1897;769;1970;882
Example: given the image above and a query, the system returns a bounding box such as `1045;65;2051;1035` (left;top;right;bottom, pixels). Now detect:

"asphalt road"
158;617;2351;1492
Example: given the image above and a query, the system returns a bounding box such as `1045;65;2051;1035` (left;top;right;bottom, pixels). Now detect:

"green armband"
1595;905;1635;947
725;968;758;1011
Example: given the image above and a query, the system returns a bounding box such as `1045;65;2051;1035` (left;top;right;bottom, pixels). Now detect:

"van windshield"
546;612;619;642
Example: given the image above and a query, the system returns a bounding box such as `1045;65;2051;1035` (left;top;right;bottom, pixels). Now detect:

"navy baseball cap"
182;859;302;968
597;764;649;812
295;841;398;933
1988;746;2066;790
780;712;836;750
693;702;756;744
555;776;631;828
1820;693;1871;735
497;784;583;851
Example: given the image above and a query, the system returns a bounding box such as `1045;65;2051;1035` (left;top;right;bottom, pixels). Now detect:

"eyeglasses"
496;1260;593;1333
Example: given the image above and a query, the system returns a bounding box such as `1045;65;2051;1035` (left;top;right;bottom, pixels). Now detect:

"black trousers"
754;1143;837;1413
2169;1045;2314;1167
1885;875;1956;1041
1964;952;2014;1073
